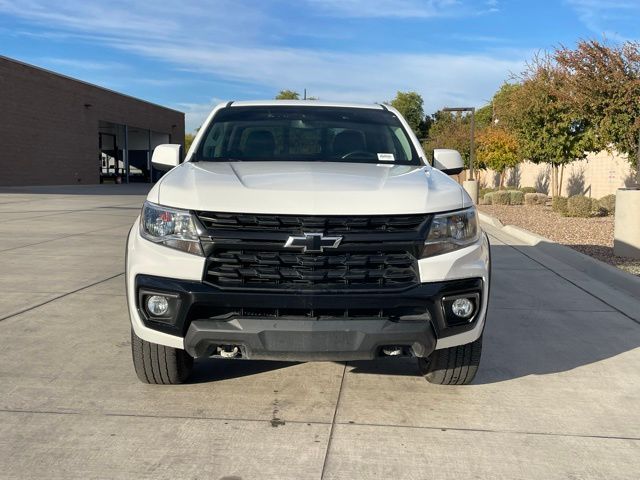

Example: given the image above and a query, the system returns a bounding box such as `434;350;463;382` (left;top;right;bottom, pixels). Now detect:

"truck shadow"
474;243;640;384
188;358;297;383
352;243;640;384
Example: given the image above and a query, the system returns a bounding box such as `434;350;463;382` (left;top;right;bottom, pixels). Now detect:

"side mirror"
152;144;182;171
433;149;464;175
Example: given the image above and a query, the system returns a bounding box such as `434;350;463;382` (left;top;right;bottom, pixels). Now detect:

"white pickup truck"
126;100;490;385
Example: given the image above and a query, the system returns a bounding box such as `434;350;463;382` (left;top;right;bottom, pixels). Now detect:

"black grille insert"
205;249;418;290
196;212;430;235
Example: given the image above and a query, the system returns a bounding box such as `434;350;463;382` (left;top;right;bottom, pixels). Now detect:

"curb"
478;210;640;312
477;211;503;229
501;225;549;245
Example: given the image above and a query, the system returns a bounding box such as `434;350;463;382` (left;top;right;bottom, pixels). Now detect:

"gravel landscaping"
479;204;640;276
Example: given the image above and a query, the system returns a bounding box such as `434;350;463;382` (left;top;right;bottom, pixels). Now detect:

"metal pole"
442;107;476;180
469;107;475;181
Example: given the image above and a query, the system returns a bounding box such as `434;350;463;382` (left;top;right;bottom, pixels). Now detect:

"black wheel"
418;334;483;385
131;329;193;384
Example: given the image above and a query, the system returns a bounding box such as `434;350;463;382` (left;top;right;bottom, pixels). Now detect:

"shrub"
552;196;568;214
482;192;494;205
524;192;549;206
508;190;525;205
598;194;616;215
480;188;495;198
566;195;592;217
535;193;548;205
520;187;537;194
493;191;511;205
591;198;607;216
524;193;538;205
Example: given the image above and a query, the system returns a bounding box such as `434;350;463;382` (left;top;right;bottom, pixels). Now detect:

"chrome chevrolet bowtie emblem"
284;233;342;253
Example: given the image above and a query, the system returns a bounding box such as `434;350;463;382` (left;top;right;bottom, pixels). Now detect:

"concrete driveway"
1;185;639;479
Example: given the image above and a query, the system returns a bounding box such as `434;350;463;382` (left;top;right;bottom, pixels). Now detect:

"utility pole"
470;111;475;180
442;107;476;180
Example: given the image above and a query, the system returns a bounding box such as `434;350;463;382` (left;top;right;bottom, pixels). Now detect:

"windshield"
194;106;421;165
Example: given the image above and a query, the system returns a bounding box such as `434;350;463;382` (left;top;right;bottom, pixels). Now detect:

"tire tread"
131;329;193;384
419;334;483;385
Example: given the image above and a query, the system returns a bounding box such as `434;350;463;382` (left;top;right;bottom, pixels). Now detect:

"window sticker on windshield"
377;153;395;161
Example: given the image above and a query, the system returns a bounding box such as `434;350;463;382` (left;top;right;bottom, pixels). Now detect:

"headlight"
140;202;203;256
422;207;479;257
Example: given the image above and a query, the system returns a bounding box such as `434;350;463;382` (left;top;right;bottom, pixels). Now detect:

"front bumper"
185;318;436;361
126;219;491;356
133;274;484;361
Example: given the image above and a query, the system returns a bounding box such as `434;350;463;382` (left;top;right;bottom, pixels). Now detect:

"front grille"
197;212;429;292
205;249;418;291
196;212;429;235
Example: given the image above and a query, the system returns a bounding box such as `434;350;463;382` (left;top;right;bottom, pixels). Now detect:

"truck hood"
153;161;466;215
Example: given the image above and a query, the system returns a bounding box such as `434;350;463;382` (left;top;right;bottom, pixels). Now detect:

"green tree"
185;133;196;153
388;91;427;137
423;110;473;164
491;83;521;130
476;127;519;188
275;90;300;100
474;104;494;130
556;40;640;184
494;58;594;197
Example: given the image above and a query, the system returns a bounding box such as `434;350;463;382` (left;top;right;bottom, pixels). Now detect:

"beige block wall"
475;150;634;198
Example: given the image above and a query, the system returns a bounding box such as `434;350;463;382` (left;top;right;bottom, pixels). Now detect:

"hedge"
508;190;525;205
480;188;496;198
493;191;511;205
566;195;592;217
598;194;616;215
552;196;568;214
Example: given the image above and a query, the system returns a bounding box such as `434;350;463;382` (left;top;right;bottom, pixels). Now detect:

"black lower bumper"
185;317;436;361
134;275;484;360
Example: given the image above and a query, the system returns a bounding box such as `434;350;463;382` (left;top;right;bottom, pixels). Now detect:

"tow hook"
381;346;404;356
217;345;240;358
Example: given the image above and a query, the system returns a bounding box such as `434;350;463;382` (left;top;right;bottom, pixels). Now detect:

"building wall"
0;56;185;186
475;150;634;198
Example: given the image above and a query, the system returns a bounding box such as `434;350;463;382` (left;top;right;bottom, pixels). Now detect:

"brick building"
0;56;185;186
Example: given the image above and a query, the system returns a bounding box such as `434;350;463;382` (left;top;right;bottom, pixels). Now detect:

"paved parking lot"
1;185;639;479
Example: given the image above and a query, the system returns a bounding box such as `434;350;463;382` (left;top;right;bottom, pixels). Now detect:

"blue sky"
0;0;637;132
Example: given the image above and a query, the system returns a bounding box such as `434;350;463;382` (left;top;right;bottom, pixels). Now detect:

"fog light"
147;295;169;316
451;298;474;318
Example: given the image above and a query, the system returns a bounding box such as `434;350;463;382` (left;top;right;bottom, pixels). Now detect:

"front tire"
131;329;193;384
418;334;483;385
